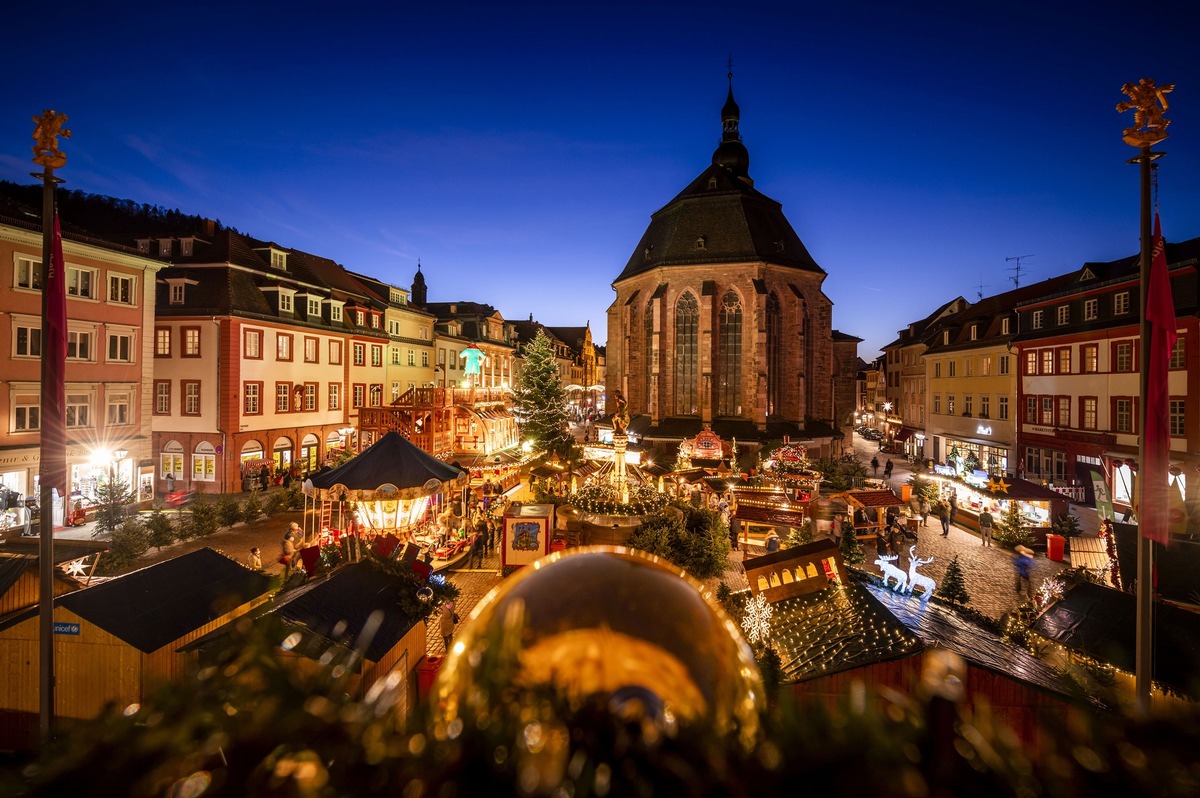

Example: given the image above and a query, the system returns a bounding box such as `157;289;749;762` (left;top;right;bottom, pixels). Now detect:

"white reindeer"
873;554;908;593
906;545;937;599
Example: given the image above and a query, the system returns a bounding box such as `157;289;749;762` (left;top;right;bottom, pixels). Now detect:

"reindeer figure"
906;545;937;600
873;554;908;593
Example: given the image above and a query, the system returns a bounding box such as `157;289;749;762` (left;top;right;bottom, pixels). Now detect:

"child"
248;547;263;571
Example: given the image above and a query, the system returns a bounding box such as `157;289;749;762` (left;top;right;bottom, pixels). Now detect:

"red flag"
40;213;68;497
1141;212;1177;544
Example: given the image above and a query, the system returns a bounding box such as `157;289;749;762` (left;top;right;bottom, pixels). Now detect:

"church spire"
712;64;750;178
411;260;427;307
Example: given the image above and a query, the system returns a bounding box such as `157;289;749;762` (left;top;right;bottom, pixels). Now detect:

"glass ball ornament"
430;545;762;750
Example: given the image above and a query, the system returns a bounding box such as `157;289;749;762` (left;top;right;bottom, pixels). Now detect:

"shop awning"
894;427;915;442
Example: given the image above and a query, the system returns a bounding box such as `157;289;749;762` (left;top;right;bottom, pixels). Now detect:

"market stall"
924;467;1070;549
829;489;908;541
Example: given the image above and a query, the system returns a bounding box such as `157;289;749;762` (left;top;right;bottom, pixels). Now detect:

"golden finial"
32;109;71;168
1117;78;1173;147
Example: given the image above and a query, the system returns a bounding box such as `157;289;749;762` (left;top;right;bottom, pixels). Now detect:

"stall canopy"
305;431;467;501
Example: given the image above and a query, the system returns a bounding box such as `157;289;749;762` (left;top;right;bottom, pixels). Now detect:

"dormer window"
307;296;321;317
135;239;150;254
969;324;978;340
329;302;343;323
708;176;717;189
695;236;706;250
170;284;185;305
279;291;294;313
272;250;287;269
1032;309;1044;329
179;237;194;257
942;330;950;345
1001;317;1010;335
370;313;380;329
355;310;365;326
158;238;173;257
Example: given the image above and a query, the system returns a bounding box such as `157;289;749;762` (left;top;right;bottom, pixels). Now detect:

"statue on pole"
32;110;71;169
1117;78;1173;147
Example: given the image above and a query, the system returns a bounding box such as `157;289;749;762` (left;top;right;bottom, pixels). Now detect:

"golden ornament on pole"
32;110;71;168
1116;78;1173;147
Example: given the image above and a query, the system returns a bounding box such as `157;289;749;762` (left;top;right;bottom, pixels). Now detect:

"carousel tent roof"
307;431;466;500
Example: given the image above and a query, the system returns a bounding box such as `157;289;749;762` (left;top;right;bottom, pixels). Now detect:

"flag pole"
1117;79;1172;712
31;109;70;746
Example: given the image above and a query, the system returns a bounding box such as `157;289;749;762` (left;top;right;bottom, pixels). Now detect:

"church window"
674;292;699;415
766;292;782;416
717;290;742;415
643;300;654;409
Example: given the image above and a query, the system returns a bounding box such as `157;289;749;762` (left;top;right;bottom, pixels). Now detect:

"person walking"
919;497;931;528
870;456;880;477
978;508;995;547
875;527;889;558
883;459;893;480
1014;545;1035;602
279;529;297;579
948;489;959;526
467;529;486;568
439;601;458;651
937;500;951;537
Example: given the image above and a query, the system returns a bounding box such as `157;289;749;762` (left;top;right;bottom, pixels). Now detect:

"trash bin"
417;655;443;700
1046;533;1065;563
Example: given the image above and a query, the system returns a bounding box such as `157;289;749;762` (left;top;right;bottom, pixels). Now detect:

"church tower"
606;75;853;454
411;262;427;307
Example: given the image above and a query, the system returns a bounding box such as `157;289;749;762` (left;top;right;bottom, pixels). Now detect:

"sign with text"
53;622;80;636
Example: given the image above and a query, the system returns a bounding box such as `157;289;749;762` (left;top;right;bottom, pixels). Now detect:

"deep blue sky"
4;1;1197;359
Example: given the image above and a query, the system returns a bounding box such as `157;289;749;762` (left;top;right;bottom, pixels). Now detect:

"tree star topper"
1116;78;1173;148
987;477;1011;494
32;109;71;168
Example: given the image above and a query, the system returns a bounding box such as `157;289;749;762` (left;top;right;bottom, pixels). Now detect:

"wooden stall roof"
831;489;906;509
0;548;270;653
734;503;808;528
183;561;422;663
0;538;108;564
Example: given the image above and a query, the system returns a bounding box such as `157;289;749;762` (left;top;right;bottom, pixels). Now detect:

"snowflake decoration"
741;592;773;646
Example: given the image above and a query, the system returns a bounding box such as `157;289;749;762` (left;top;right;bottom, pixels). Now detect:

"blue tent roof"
306;431;467;500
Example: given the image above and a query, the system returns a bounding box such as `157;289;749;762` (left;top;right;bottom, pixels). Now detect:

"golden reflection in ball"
430;546;761;749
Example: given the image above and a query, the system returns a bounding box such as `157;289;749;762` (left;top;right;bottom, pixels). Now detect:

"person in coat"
439;602;457;651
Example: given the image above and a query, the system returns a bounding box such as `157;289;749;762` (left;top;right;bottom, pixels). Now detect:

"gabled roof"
0;548;270;653
923;273;1076;353
880;296;970;351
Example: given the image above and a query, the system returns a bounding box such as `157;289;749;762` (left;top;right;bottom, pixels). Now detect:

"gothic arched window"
717;290;742;416
766;292;782;417
674;292;699;415
643;300;654;410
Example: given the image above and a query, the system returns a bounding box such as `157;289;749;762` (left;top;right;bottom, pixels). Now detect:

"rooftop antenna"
976;275;986;301
1006;254;1034;288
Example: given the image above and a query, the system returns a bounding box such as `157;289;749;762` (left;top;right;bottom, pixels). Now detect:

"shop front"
940;431;1010;478
925;465;1069;549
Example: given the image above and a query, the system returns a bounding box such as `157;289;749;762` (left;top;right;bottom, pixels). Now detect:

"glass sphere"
431;546;761;749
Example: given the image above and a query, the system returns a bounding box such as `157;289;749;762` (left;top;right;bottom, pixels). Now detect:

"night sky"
4;1;1197;359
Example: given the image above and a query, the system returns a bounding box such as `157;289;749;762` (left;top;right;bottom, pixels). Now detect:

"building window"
107;331;134;362
1040;396;1054;425
674;292;699;415
407;349;415;366
1169;337;1185;369
1001;317;1010;335
1024;351;1037;375
1032;309;1044;329
182;327;201;357
306;297;319;317
964;357;974;377
329;383;341;410
934;361;941;379
271;250;286;270
980;395;990;419
169;283;185;304
108;274;135;304
154;380;171;415
66;394;90;428
15;323;42;357
353;343;365;366
106;394;130;426
370;384;383;406
277;333;293;361
969;324;978;340
353;384;366;408
276;383;292;413
15;256;42;290
1081;397;1097;430
371;345;383;367
1114;291;1131;315
370;314;380;329
304;336;318;363
243;382;261;415
1114;341;1134;372
964;394;973;416
980;356;991;376
244;329;262;359
68;266;97;299
182;381;201;415
1114;397;1135;433
932;394;941;414
1082;344;1099;373
1057;396;1070;427
1040;350;1054;375
155;327;172;357
1169;398;1185;437
329;340;343;365
1025;397;1037;424
68;330;94;361
1084;298;1098;320
998;355;1010;375
304;383;318;411
279;293;293;313
947;395;956;415
14;394;40;431
717;290;743;416
998;395;1009;420
192;450;216;483
1057;347;1071;374
948;360;957;378
1057;305;1070;325
330;305;343;322
421;351;429;367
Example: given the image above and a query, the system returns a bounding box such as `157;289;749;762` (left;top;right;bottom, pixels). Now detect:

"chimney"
203;218;215;237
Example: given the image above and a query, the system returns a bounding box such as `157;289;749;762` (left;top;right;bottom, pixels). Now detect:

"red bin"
417;655;443;700
1045;533;1065;563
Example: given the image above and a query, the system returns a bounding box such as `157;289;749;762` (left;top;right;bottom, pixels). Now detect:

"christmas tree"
839;525;864;564
511;329;575;460
993;500;1035;549
935;554;971;607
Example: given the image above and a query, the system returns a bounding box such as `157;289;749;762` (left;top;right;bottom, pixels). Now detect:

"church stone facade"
606;79;859;456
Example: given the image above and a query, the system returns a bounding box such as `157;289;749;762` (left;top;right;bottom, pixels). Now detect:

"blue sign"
53;622;80;636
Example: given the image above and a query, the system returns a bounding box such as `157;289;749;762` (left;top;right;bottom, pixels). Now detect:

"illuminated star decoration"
987;477;1010;494
741;592;773;646
64;557;88;577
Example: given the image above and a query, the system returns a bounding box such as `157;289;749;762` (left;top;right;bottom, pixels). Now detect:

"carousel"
303;431;469;557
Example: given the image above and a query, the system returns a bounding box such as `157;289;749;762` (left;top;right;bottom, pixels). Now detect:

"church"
606;77;860;460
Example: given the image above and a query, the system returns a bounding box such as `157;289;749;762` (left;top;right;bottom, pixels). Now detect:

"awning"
894;427;915;442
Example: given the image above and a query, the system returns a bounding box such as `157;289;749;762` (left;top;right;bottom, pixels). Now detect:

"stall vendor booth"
830;489;909;541
502;503;555;568
924;466;1070;549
